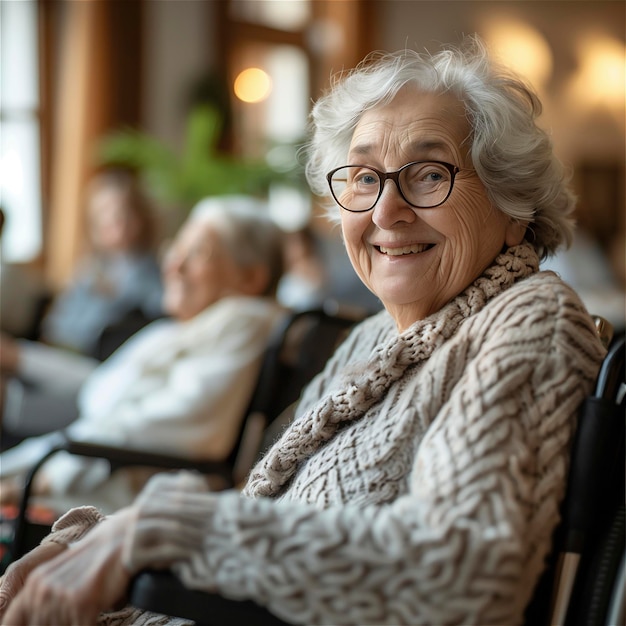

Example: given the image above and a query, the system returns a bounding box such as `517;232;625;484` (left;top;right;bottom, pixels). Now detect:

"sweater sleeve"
17;340;99;393
70;312;266;455
41;300;280;495
122;293;605;625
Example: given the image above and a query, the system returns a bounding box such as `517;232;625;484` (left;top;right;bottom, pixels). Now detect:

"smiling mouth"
375;243;435;256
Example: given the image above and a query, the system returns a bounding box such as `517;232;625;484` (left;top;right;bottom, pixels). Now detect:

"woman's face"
161;218;251;321
340;87;525;331
88;188;141;252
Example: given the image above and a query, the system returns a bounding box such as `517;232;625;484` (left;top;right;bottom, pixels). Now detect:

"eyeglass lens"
330;162;454;211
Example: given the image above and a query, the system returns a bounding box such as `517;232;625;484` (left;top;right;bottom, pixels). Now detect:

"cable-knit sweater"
47;243;606;625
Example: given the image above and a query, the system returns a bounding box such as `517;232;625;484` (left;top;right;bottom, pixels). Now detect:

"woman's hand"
0;334;20;376
0;541;66;620
1;507;135;625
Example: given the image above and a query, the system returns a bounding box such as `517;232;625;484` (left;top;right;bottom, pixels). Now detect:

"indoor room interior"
2;0;624;326
0;2;625;623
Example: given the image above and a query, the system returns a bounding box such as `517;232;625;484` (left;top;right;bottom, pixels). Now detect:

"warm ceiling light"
234;67;272;103
571;35;625;110
482;18;553;89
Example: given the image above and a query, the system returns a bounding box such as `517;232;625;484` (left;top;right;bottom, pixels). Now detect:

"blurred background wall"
1;0;624;313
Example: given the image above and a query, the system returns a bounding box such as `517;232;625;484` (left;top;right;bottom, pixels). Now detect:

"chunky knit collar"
243;242;539;499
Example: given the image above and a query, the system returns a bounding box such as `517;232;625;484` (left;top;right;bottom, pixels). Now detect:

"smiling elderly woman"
0;37;606;626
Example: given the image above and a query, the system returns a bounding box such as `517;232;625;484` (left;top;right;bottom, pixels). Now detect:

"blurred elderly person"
40;168;164;357
0;208;51;340
0;37;606;626
0;196;284;508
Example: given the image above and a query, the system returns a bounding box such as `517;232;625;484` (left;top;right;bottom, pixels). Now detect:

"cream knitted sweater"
52;243;606;625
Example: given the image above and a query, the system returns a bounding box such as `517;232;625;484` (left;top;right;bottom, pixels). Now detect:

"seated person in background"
0;37;606;626
39;168;164;358
0;208;51;341
0;195;285;510
277;226;328;310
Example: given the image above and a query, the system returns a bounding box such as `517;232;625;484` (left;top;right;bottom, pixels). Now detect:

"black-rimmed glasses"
326;161;460;212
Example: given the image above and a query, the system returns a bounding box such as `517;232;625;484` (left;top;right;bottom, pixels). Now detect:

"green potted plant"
96;104;302;217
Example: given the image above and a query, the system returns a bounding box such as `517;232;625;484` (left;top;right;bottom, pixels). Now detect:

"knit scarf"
243;242;539;499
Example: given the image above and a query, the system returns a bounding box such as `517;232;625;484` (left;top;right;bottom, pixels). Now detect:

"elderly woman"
0;196;284;508
41;169;165;357
0;38;606;625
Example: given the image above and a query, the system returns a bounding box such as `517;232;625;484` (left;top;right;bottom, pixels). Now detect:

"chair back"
94;308;159;360
525;332;625;626
225;306;365;485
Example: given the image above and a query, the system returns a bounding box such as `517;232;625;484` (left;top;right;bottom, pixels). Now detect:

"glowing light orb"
234;68;272;103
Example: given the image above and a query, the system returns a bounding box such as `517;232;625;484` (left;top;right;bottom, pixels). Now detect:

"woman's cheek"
343;232;371;284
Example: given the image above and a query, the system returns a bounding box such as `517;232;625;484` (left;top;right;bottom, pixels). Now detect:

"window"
223;1;313;230
229;0;311;32
0;0;42;262
230;42;309;156
219;0;376;230
225;0;373;152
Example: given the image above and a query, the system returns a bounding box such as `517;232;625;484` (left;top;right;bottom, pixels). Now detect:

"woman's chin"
162;297;184;319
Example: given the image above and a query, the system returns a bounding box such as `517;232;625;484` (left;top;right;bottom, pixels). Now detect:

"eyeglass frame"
326;160;462;213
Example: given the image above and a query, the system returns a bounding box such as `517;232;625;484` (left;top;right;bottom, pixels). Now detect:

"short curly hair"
304;36;575;259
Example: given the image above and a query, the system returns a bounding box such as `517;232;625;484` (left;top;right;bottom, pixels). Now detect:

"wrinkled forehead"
349;88;470;160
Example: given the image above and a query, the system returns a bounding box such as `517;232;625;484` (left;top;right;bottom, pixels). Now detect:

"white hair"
189;195;284;295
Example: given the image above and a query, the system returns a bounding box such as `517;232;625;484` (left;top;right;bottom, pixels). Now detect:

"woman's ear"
240;264;271;296
505;219;528;247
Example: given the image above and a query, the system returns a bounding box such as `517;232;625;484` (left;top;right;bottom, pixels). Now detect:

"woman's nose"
371;180;417;228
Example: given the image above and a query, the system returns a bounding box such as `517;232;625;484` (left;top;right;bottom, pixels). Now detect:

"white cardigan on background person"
0;295;283;500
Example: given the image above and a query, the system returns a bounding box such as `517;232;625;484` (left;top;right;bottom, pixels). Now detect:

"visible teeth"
378;243;431;256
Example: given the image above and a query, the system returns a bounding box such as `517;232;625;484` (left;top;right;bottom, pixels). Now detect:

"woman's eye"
424;171;444;182
407;164;449;185
355;172;378;186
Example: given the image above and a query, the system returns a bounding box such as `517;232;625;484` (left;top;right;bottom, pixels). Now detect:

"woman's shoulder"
492;270;595;319
118;252;162;278
475;270;605;360
186;297;285;342
315;308;395;373
352;307;395;333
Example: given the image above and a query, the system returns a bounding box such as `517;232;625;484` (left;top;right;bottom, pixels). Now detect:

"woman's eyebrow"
348;143;375;158
348;139;451;160
406;139;449;154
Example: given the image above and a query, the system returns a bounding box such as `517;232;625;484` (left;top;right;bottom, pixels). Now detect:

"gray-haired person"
0;196;284;509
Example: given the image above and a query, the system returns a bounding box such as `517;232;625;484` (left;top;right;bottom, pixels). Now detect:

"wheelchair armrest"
62;439;233;478
10;435;234;561
130;570;292;626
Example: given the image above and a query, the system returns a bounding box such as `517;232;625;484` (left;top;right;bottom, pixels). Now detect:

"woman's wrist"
121;472;213;574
